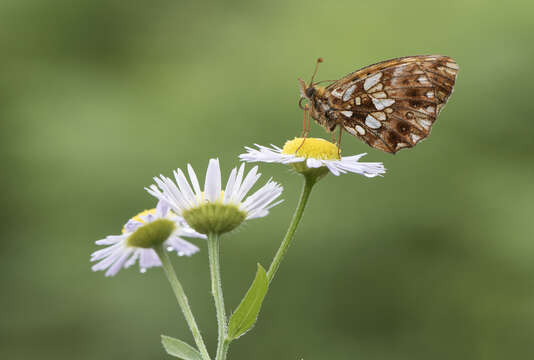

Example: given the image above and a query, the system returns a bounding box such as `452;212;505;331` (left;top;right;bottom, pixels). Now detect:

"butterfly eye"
305;87;315;98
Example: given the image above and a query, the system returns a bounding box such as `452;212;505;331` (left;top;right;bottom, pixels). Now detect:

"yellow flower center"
130;208;155;223
196;191;225;203
122;208;180;233
122;209;156;234
282;137;340;160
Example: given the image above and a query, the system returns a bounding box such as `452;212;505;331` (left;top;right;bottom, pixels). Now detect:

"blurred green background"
2;0;534;359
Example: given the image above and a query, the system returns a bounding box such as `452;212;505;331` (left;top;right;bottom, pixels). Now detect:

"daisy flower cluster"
92;159;284;275
91;139;385;276
90;134;387;360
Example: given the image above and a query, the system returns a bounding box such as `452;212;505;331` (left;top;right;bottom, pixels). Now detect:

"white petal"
232;163;246;199
145;184;165;204
234;166;260;203
334;155;386;177
306;158;323;168
174;169;197;206
324;161;342;176
241;180;280;211
154;176;189;211
204;159;221;202
223;166;238;204
239;145;303;164
187;164;202;198
246;209;269;219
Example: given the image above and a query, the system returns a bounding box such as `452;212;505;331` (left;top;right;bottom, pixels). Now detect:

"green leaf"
161;335;203;360
227;263;269;340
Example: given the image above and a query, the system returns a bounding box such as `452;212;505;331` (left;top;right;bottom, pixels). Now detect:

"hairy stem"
155;246;211;360
208;233;228;360
267;175;315;283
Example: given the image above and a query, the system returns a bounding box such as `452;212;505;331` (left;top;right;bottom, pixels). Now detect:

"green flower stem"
221;338;231;360
267;174;316;283
155;246;211;360
207;233;228;360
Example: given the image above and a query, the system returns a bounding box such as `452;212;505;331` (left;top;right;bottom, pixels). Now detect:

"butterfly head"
298;78;311;98
298;58;325;107
298;78;325;107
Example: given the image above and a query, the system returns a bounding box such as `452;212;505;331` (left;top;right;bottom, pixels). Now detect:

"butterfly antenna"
309;57;323;85
314;79;336;85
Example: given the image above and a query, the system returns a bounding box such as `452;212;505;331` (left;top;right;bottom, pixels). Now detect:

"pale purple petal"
124;249;141;268
167;237;200;256
139;249;162;269
91;245;127;272
91;241;124;261
105;249;134;277
155;200;170;218
95;235;125;246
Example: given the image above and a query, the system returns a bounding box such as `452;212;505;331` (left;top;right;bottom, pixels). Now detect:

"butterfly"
298;55;458;154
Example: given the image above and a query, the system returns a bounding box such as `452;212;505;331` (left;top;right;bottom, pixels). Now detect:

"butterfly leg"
300;104;310;137
336;125;342;156
305;107;310;135
297;105;310;152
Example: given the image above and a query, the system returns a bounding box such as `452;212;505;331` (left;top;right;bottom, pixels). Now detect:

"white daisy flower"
239;137;386;178
145;159;283;235
91;201;204;277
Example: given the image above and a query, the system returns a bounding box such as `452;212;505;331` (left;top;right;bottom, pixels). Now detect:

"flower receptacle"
183;203;247;235
127;219;176;248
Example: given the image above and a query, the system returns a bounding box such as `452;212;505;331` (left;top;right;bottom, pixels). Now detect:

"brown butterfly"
298;55;458;154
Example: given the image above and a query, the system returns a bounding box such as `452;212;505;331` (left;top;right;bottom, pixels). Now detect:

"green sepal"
227;263;269;340
161;335;203;360
291;162;329;182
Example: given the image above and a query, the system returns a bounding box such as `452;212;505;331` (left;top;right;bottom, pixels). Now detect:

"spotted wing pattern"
326;55;458;153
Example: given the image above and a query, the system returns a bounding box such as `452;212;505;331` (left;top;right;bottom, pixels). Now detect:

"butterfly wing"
325;55;458;153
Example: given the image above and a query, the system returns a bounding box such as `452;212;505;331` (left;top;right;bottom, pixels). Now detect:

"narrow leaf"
161;335;203;360
227;263;269;340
